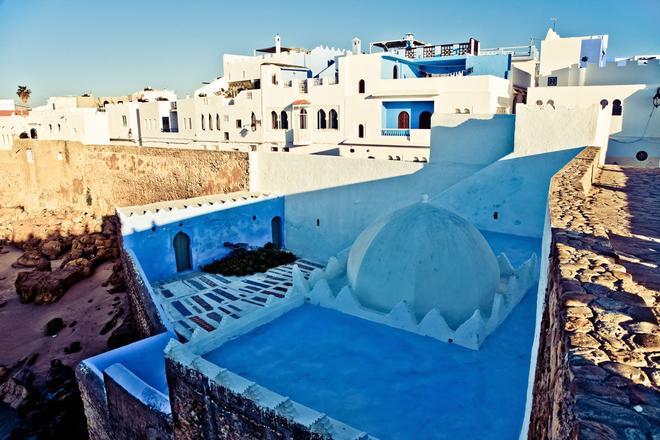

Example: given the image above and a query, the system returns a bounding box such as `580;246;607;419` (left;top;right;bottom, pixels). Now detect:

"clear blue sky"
0;0;658;105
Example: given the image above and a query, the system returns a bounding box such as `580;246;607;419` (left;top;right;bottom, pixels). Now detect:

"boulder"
16;259;92;304
40;240;65;260
0;378;31;409
13;250;50;271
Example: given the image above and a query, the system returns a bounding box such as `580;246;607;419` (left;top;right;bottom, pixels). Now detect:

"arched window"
299;108;308;129
612;99;622;116
329;109;338;129
317;109;327;129
397;111;410;129
358;124;364;138
57;124;61;132
103;100;109;107
173;232;192;272
419;111;432;129
251;112;257;131
463;108;470;114
49;124;53;133
546;100;555;109
358;79;365;94
30;128;37;139
271;111;279;129
281;111;288;130
216;114;221;130
201;114;205;130
600;99;609;109
208;114;213;130
393;65;398;79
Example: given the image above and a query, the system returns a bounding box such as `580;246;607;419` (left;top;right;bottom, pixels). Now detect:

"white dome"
347;202;500;329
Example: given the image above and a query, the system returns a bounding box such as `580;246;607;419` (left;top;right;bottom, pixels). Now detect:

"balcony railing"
480;45;538;60
392;38;479;60
381;129;410;137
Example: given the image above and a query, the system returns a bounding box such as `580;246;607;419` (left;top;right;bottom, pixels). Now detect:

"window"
317;109;327;129
636;151;648;162
224;132;229;141
188;118;192;129
49;124;53;133
271;111;279;129
216;114;221;130
329;109;338;129
208;114;213;130
358;124;364;138
201;114;206;130
57;124;61;132
600;99;609;109
272;74;278;85
393;65;399;79
397;111;410;129
612;99;622;116
299;108;308;129
419;111;432;129
358;79;365;94
122;115;127;127
251;112;257;131
280;111;288;129
236;119;242;129
547;76;557;86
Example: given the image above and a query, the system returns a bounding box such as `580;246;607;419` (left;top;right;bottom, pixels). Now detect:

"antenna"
551;17;557;32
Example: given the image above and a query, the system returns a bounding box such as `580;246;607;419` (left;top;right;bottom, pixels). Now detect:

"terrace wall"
527;147;659;438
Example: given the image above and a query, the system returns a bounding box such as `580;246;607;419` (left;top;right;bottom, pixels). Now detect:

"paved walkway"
152;259;323;339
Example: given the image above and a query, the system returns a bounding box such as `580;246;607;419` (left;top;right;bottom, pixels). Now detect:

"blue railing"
381;129;410;137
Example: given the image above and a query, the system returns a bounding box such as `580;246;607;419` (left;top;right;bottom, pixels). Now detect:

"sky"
0;0;658;106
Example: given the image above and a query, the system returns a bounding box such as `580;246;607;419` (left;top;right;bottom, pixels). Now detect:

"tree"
16;85;31;104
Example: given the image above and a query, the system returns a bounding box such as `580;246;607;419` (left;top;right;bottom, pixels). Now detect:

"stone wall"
0;139;249;241
165;357;327;440
528;147;659;439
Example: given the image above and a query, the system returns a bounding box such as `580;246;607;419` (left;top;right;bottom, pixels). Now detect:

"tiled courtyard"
152;259;323;339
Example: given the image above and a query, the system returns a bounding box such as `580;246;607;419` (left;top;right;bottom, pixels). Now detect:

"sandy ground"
0;245;128;387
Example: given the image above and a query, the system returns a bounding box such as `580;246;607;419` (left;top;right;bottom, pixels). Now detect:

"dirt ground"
0;245;128;387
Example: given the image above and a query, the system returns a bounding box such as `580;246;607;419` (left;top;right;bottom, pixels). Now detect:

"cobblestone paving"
548;158;659;438
152;259;322;339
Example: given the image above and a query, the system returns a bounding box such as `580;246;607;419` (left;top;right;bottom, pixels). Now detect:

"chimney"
275;34;281;54
352;37;362;55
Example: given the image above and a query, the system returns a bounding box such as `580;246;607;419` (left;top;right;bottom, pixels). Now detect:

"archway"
358;124;364;138
419;111;432;129
280;111;288;129
30;128;38;139
173;232;192;272
271;216;283;249
358;79;365;94
397;111;410;129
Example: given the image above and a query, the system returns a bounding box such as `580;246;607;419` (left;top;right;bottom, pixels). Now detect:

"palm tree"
16;85;31;104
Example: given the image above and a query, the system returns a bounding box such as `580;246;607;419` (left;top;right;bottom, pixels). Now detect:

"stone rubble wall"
528;147;659;439
0;139;249;242
165;357;328;440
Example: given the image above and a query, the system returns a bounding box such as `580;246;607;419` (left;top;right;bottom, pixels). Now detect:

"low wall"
527;147;658;438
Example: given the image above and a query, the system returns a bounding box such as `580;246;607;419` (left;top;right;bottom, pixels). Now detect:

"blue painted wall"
465;54;511;79
382;101;434;129
123;198;285;282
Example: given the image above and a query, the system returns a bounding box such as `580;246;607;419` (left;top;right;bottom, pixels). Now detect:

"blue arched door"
271;216;283;249
173;232;192;272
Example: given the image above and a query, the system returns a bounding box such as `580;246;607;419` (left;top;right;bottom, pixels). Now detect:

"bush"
201;243;296;276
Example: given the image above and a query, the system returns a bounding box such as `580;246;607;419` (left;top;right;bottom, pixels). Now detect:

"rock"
63;341;81;354
45;317;66;336
629;333;660;352
0;378;30;409
46;360;74;391
13;250;50;270
107;316;137;349
12;368;34;386
0;365;8;382
16;259;92;304
40;240;64;260
100;309;123;335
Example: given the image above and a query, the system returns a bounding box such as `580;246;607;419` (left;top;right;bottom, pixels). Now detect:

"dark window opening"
358;79;365;94
280;111;288;130
358;124;364;138
493;212;499;220
636;151;648;161
393;65;398;79
612;99;622;116
547;76;557;86
316;218;320;227
419;111;432;129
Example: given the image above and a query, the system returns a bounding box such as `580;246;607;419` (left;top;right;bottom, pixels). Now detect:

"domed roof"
347;202;499;329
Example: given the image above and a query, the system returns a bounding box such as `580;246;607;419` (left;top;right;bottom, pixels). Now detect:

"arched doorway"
30;128;38;139
397;111;410;129
419;111;432;129
271;216;283;249
173;232;192;272
358;124;364;138
358;79;365;94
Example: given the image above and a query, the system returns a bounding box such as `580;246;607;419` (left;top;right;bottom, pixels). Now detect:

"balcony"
391;38;479;60
381;129;410;137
